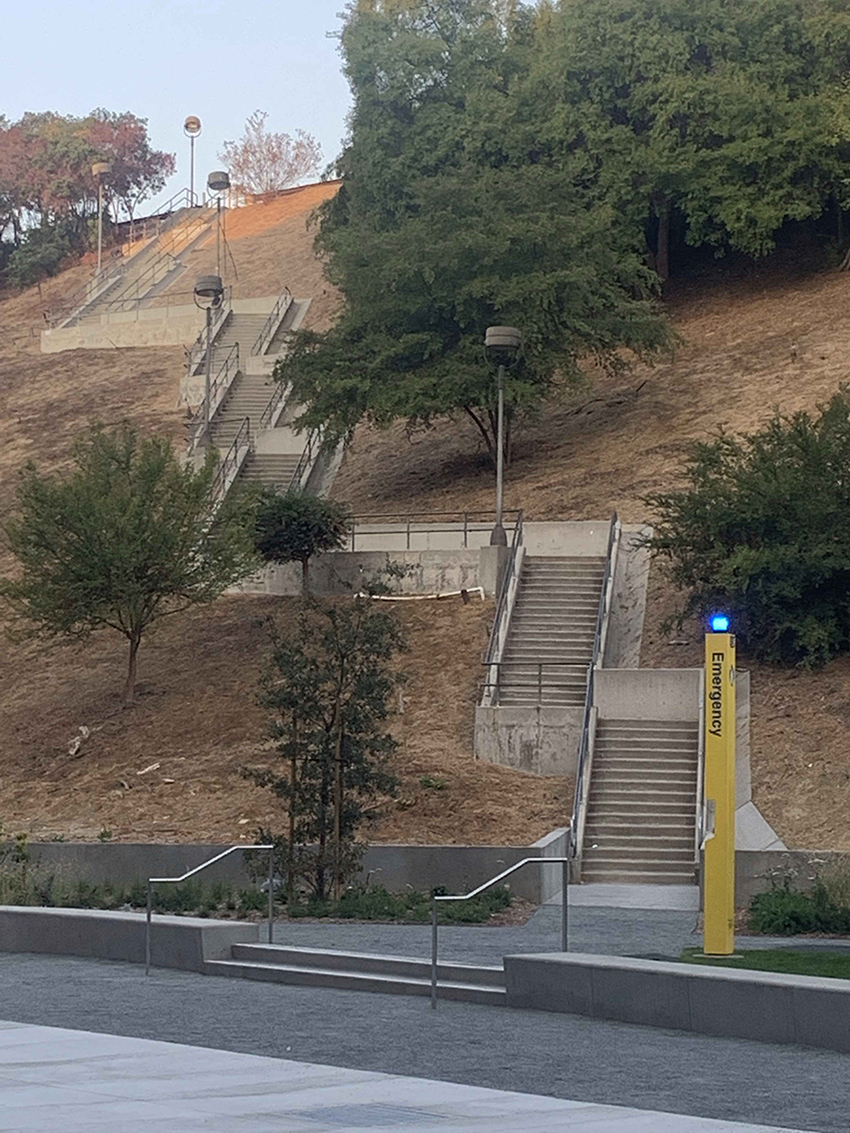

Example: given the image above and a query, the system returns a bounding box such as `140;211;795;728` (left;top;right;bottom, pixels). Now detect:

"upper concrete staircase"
236;452;301;490
581;718;699;884
497;556;606;706
208;371;278;447
205;944;506;1005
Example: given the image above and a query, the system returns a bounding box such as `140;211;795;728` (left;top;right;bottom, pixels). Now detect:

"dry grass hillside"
332;252;850;851
0;187;568;847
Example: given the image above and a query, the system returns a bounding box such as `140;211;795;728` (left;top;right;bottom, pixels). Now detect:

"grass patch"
680;947;850;980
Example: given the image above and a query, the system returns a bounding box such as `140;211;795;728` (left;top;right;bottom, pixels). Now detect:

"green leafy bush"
748;881;850;935
288;884;511;924
646;390;850;666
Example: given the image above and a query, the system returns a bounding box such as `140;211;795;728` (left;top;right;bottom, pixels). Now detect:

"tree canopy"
253;489;350;591
277;0;674;458
645;390;850;667
219;111;322;196
0;423;258;705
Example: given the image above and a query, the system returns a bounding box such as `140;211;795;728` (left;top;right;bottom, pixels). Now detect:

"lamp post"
194;274;224;436
183;117;202;205
207;170;230;279
91;161;111;276
484;326;522;546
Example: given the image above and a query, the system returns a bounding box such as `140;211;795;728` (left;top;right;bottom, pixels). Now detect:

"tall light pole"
91;161;111;276
183;116;202;205
484;326;522;546
194;274;224;436
207;170;230;280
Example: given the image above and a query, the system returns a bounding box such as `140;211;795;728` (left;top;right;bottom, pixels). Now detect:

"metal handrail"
481;512;525;704
430;856;571;1009
259;379;289;431
145;843;273;976
252;286;292;355
570;513;620;870
211;415;251;503
186;294;231;376
288;429;321;493
695;667;706;861
479;660;586;705
188;343;240;447
348;509;522;552
103;211;210;313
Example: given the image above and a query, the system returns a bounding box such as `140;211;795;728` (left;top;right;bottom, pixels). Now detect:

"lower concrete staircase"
497;556;606;706
236;452;300;489
205;944;506;1004
581;719;699;884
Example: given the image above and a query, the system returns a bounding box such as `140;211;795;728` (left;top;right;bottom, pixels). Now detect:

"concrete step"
583;833;694;850
238;453;301;488
594;755;697;768
598;720;699;733
581;867;697;885
587;802;695;817
206;945;506;1005
593;773;697;789
585;816;695;833
583;846;695;863
595;733;698;747
589;790;695;806
498;692;586;706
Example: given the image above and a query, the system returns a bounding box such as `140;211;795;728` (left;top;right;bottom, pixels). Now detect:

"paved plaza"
0;1020;824;1132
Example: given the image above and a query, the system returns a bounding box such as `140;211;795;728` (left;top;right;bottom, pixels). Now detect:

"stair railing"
252;286;293;356
145;842;273;976
569;511;620;876
480;511;525;707
186;294;232;376
211;416;251;504
102;211;211;313
288;429;323;492
258;380;290;431
430;856;570;1009
189;343;241;450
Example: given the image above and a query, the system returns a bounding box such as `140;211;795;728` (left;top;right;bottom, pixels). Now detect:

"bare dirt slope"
0;198;568;846
332;254;850;850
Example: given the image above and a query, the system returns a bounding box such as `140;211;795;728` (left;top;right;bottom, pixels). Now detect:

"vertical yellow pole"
703;631;736;955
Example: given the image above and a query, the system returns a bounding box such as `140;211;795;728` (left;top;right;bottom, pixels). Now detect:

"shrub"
645;389;850;666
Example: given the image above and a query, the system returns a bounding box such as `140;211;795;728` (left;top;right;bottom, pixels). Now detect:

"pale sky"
1;0;352;207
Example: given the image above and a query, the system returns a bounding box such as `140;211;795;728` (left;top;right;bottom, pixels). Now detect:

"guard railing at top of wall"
211;416;251;504
48;194;210;327
346;509;523;552
480;512;525;707
188;343;240;450
430;856;570;1009
145;843;273;976
186;292;232;376
252;287;293;356
570;512;621;875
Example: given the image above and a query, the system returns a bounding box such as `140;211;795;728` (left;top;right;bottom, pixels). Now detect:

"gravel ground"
0;951;847;1133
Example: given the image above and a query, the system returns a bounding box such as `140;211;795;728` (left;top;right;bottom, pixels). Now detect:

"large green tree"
0;423;258;705
533;0;850;278
277;0;673;460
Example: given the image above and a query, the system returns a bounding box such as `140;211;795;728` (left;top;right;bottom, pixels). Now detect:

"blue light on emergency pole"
710;614;730;633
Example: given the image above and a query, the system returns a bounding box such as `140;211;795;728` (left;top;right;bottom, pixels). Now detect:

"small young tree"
645;389;850;667
245;590;405;903
219;111;322;195
253;489;350;592
0;423;259;705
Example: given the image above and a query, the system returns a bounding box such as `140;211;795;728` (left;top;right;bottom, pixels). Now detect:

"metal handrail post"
430;900;438;1009
268;847;275;944
145;880;152;977
561;859;568;951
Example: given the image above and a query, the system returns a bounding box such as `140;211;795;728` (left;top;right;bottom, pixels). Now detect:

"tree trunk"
656;196;670;284
301;557;310;595
123;635;141;707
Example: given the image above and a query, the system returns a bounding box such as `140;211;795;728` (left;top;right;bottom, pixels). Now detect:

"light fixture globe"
184;115;202;137
91;161;111;179
484;326;522;353
207;170;230;193
194;274;223;306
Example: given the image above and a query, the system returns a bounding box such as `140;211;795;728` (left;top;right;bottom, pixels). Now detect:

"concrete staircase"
236;452;300;489
209;372;278;447
497;556;606;706
581;719;699;884
206;944;506;1005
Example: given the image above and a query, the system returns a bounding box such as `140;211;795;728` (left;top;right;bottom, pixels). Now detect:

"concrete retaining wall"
19;837;567;904
0;906;257;971
237;549;483;598
474;705;583;777
504;951;850;1053
733;849;850;907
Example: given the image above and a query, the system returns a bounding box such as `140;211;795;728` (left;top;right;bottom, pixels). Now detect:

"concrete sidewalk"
0;1020;819;1132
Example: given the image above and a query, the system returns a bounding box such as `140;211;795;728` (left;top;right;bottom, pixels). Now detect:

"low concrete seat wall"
0;907;258;971
505;951;850;1053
